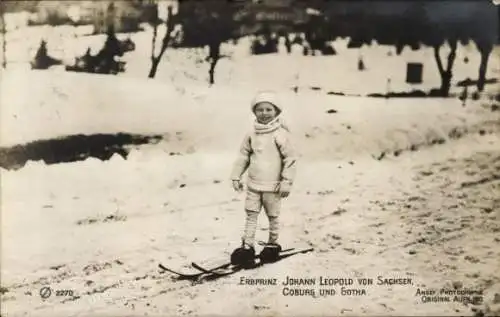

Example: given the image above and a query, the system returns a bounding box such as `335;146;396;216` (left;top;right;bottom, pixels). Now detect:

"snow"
1;24;499;316
0;68;495;160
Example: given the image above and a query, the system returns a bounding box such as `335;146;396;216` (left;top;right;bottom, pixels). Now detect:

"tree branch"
433;45;444;76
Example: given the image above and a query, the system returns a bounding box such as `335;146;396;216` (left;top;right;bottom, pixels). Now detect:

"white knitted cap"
251;91;282;113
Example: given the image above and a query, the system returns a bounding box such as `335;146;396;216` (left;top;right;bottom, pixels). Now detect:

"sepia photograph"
0;0;499;316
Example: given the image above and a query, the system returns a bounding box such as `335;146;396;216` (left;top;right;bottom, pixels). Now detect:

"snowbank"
1;70;498;163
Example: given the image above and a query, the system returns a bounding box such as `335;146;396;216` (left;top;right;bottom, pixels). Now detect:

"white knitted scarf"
254;116;289;134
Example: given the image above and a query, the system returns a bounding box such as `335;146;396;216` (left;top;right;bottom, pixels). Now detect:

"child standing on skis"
230;91;297;267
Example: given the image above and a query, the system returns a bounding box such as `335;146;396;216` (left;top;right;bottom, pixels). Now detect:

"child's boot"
259;242;282;263
230;244;256;268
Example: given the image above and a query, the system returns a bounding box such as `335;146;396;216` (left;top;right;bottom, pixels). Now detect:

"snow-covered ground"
1;24;499;316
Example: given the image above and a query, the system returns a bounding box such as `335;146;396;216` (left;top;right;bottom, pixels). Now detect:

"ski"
190;247;294;275
158;253;258;279
191;247;313;277
159;247;313;281
158;264;204;280
191;262;242;277
190;261;233;275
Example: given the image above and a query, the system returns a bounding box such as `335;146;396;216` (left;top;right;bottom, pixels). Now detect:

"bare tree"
432;39;458;96
427;1;497;95
475;40;493;92
205;13;226;86
207;40;220;85
472;2;497;92
148;5;175;79
320;0;497;97
177;0;236;85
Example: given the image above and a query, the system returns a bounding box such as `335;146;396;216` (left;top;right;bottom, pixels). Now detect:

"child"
230;91;297;267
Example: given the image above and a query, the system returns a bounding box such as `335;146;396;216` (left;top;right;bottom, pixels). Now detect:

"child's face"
254;102;278;124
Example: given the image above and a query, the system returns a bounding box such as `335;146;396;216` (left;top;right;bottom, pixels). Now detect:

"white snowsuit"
230;92;297;247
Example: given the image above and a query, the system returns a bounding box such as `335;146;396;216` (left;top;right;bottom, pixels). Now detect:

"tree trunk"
477;46;492;92
440;71;452;97
285;34;291;54
208;59;217;85
148;57;161;78
432;45;446;96
147;6;173;79
433;40;457;97
148;23;160;79
208;41;220;85
147;34;171;79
